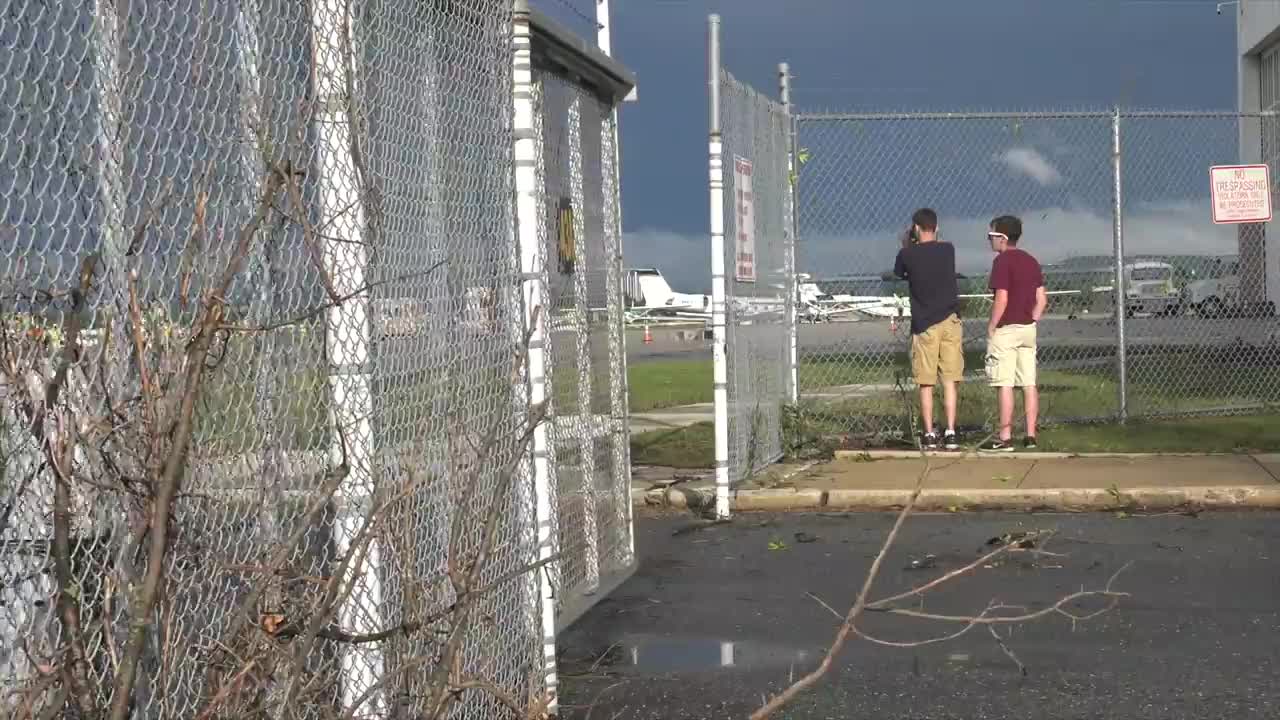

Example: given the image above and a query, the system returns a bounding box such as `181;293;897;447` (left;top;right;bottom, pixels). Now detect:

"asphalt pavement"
557;510;1280;719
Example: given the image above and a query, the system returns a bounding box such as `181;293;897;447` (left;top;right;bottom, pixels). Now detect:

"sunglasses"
987;232;1009;240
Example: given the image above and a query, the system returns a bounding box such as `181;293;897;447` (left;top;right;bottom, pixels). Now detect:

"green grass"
625;358;899;413
626;360;713;413
627;344;1280;466
629;421;715;468
810;346;1280;435
625;345;1124;414
628;412;1280;469
1038;413;1280;454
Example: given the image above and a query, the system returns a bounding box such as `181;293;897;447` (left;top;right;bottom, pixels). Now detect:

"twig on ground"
752;407;1130;719
989;626;1026;676
749;458;930;719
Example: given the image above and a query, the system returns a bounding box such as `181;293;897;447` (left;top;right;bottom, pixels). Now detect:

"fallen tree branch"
753;414;1130;719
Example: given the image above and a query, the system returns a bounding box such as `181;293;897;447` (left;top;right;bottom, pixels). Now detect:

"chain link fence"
791;110;1280;441
0;2;632;717
707;17;795;516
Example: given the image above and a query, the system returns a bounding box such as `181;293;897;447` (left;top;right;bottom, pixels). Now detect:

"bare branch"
106;164;285;720
989;626;1026;676
125;176;177;257
753;418;1131;719
865;586;1128;626
283;168;341;303
866;531;1054;610
749;460;928;719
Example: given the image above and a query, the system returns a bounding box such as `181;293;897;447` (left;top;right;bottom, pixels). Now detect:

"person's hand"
899;228;913;249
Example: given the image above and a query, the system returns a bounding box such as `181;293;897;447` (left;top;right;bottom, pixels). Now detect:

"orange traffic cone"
889;314;898;333
643;325;653;344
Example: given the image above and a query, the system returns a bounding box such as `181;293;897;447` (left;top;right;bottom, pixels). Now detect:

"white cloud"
623;228;713;293
624;200;1239;291
805;201;1237;276
995;147;1063;187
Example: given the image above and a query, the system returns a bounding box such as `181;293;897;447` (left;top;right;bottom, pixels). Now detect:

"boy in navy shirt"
893;208;963;450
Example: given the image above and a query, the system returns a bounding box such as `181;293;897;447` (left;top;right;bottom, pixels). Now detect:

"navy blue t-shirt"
893;241;959;335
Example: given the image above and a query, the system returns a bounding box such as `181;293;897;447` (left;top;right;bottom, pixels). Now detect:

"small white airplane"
624;268;793;326
797;273;908;323
623;268;713;324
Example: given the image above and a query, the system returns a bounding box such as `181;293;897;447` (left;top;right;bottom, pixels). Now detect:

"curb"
635;484;1280;512
834;449;1250;461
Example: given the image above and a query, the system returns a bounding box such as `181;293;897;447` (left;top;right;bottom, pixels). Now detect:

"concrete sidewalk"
628;403;713;433
633;452;1280;512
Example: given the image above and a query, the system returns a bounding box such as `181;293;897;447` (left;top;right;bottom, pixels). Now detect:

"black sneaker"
979;438;1015;453
922;432;939;451
1023;436;1038;450
943;430;960;451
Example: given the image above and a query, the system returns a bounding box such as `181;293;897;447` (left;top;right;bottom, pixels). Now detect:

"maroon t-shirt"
989;248;1044;327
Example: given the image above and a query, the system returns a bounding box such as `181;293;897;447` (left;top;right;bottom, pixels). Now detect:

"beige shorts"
986;323;1037;388
911;314;964;386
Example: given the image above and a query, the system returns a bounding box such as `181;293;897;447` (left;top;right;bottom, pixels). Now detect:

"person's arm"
989;290;1008;337
1032;286;1048;322
893;250;907;280
988;257;1008;337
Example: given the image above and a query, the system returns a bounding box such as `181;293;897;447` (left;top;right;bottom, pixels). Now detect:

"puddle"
607;634;814;674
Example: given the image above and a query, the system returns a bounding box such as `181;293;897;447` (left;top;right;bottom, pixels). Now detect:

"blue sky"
535;0;1242;291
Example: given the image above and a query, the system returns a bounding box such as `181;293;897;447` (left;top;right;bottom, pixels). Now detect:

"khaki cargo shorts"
910;314;964;386
986;323;1038;388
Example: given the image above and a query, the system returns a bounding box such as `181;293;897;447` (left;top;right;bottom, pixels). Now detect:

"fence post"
779;62;799;406
708;15;731;519
310;1;389;714
1111;107;1129;423
309;0;387;713
512;0;559;709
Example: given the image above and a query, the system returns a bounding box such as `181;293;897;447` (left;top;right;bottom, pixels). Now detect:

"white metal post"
596;0;612;55
596;0;636;562
311;1;385;716
779;62;799;405
708;15;731;519
513;1;559;710
596;0;636;102
93;2;124;269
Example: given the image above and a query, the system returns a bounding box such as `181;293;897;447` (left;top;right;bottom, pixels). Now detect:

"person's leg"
1016;325;1039;439
1023;385;1039;437
919;385;935;436
938;315;964;434
942;381;957;434
998;386;1016;442
911;328;941;437
985;326;1017;448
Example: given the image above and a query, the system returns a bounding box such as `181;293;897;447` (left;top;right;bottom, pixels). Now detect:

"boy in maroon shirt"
981;215;1047;452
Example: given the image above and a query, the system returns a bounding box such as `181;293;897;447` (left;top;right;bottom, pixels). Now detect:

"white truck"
1182;257;1242;318
1120;261;1183;317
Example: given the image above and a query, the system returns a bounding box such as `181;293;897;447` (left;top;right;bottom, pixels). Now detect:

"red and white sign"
1210;164;1272;224
733;156;756;282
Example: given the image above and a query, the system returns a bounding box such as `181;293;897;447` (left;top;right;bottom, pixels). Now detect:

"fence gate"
523;14;637;630
707;15;796;517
